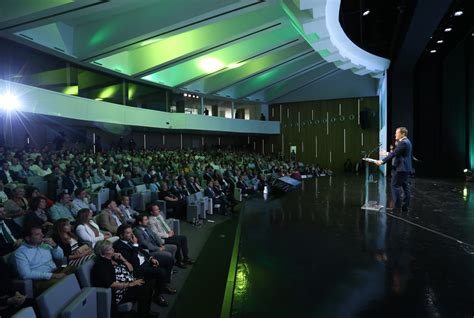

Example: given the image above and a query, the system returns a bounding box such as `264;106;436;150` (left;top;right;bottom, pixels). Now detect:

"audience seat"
76;259;133;316
11;306;36;318
4;253;34;298
36;274;97;318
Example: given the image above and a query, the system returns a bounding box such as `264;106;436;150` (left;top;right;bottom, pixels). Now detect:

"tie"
0;222;15;244
144;228;158;245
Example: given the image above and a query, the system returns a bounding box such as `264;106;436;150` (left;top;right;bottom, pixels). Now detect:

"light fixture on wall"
362;9;370;16
430;49;437;53
444;27;452;32
454;10;463;17
436;40;444;44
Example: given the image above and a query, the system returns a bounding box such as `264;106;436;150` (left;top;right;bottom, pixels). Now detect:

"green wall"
267;97;379;171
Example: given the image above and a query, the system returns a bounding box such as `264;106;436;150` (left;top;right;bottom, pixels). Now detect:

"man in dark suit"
0;161;18;185
376;127;413;212
0;204;23;256
113;224;176;306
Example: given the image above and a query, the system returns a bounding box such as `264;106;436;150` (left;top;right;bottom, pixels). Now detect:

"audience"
91;240;157;318
52;218;95;267
113;225;175;307
49;192;75;222
148;204;193;267
75;208;111;247
0;204;23;256
0;145;324;316
14;226;73;295
97;200;126;235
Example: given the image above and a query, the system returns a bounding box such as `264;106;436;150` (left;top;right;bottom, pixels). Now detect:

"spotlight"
0;93;20;111
184;93;187;97
436;40;444;44
430;49;437;53
444;27;452;32
362;10;370;16
454;11;463;17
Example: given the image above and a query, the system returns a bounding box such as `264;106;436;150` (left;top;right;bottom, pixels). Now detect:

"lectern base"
361;201;383;211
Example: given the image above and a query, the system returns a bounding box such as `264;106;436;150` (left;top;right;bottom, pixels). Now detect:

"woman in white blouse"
75;208;111;247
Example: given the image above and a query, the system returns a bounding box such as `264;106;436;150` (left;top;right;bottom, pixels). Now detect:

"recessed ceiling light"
430;49;437;53
454;11;463;17
184;93;187;97
444;27;452;32
362;10;370;16
437;40;444;44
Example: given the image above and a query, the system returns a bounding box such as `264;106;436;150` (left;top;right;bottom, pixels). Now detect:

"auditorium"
0;0;473;317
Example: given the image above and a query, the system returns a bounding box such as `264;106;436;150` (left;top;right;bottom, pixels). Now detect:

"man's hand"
104;232;112;239
159;246;165;251
130;279;145;287
52;272;66;279
131;234;138;245
168;230;174;237
150;258;159;267
43;238;57;247
375;160;383;166
14;238;23;247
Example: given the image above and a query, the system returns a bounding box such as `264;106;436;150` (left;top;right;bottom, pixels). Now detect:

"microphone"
365;143;382;159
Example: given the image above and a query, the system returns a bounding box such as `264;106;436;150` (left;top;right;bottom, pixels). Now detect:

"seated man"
48;192;75;222
72;188;97;216
113;225;176;307
14;226;73;295
97;200;127;235
205;180;230;214
186;177;202;194
118;196;139;224
134;214;179;267
0;204;23;256
147;204;194;267
158;183;186;219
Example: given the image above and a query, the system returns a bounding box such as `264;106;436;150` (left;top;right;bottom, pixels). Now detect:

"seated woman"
24;196;54;236
91;240;157;318
52;218;95;267
75;208;111;247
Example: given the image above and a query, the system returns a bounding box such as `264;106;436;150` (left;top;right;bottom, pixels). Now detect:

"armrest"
60;288;97;318
12;279;34;298
94;287;111;318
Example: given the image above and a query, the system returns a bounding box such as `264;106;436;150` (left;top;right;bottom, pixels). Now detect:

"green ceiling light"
140;38;161;46
97;85;119;100
62;86;78;95
227;62;244;69
128;85;137;100
199;58;224;73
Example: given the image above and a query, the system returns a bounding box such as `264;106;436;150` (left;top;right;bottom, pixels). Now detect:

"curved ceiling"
0;0;386;103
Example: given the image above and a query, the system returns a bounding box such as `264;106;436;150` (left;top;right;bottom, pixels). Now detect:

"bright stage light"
444;27;452;32
0;93;21;111
362;10;370;16
454;11;463;17
436;40;444;44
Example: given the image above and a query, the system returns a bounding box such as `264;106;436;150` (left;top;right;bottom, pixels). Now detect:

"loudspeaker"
271;176;302;194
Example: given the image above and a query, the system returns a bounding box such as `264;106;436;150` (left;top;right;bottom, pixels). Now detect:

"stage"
230;176;474;318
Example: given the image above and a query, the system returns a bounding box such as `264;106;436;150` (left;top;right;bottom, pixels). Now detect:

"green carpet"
167;214;239;318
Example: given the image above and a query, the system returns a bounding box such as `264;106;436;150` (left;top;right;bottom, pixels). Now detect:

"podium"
361;158;383;211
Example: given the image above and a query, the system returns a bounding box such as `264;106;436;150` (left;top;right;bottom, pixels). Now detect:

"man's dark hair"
22;225;42;239
57;192;69;201
397;127;408;136
135;213;148;224
116;224;132;238
74;188;85;196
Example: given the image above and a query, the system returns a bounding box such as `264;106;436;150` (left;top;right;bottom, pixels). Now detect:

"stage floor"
231;176;474;318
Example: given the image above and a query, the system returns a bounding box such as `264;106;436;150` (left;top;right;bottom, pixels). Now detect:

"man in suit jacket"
376;127;413;212
97;200;127;234
0;205;22;256
0;161;18;185
134;214;180;267
204;180;229;215
113;225;176;306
